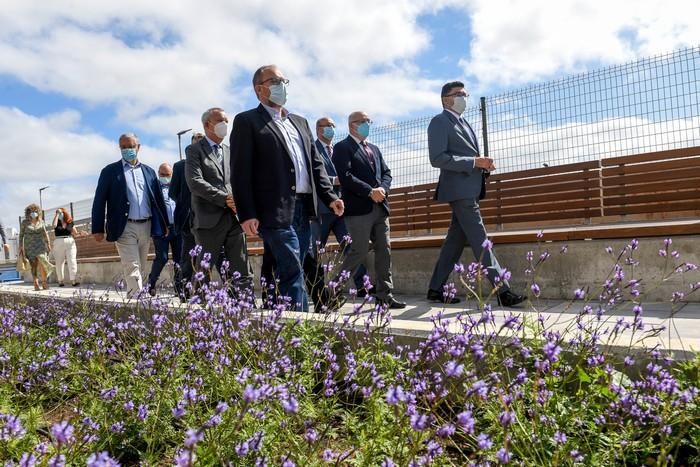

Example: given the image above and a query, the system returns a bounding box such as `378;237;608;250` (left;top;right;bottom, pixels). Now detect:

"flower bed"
0;238;698;466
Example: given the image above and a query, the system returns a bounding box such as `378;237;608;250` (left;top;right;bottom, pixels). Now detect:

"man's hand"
94;233;105;242
225;193;237;213
475;157;496;171
242;218;259;236
333;176;341;187
369;187;386;203
330;199;344;217
2;244;9;254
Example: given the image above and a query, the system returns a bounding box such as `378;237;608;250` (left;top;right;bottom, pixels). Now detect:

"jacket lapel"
257;104;294;160
201;138;224;177
443;110;479;154
349;137;379;180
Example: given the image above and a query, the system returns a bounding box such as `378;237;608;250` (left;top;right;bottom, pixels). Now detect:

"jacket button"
125;213;128;217
126;201;130;205
291;185;296;190
291;169;295;173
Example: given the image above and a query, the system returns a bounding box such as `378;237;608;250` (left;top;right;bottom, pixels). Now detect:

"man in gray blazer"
185;107;252;291
426;81;524;307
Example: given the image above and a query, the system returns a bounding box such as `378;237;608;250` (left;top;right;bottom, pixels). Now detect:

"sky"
1;0;699;232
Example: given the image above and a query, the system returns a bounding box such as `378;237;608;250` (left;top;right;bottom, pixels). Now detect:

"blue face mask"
30;212;39;219
159;176;171;185
357;122;370;139
121;147;138;162
58;212;64;221
322;126;335;140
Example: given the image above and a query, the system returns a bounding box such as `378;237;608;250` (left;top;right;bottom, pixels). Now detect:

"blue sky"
0;0;698;232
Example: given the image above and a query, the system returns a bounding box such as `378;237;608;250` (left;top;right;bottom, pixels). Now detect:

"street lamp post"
177;129;192;161
38;186;50;217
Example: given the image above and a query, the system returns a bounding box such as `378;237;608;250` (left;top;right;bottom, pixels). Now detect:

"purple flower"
536;230;544;238
531;283;541;296
51;421;75;445
86;451;121;467
281;457;295;467
282;396;299;413
574;288;585;299
304;428;318;443
496;447;511;464
482;238;493;251
456;410;475;433
445;360;464;378
194;271;205;281
47;455;66;467
184;428;204;448
243;384;260;403
380;459;396;467
436;423;456;438
18;453;38;467
570;449;584;462
137;404;149;421
385;385;406;405
499;410;515;427
409;412;430;431
235;441;250;457
0;413;26;440
477;432;492;450
543;341;562;362
553;431;567;444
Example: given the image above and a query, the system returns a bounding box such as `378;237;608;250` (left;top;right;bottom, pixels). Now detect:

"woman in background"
18;203;52;290
52;207;83;286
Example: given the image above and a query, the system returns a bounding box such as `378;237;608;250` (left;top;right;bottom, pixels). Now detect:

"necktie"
361;141;376;171
213;144;223;164
326;144;333;159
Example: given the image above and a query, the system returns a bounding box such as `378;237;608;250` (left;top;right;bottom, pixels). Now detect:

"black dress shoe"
426;289;460;304
497;290;525;307
148;286;157;297
378;297;407;309
356;286;376;298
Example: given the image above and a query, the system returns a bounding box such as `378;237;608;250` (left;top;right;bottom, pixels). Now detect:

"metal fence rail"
34;46;700;225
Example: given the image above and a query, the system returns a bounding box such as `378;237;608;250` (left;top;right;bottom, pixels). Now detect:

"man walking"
333;111;405;309
230;65;343;311
426;81;524;307
147;162;182;296
186;108;252;292
91;133;169;298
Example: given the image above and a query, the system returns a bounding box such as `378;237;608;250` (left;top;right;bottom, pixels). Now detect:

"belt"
294;193;312;200
127;217;151;223
55;236;72;238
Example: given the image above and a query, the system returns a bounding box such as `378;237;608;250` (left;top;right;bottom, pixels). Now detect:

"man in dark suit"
186;108;252;292
310;117;367;296
333;111;406;309
230;64;344;312
426;81;524;307
169;133;203;299
91;133;169;298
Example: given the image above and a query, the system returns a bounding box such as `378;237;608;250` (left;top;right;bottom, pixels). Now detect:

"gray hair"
118;132;139;143
201;107;225;125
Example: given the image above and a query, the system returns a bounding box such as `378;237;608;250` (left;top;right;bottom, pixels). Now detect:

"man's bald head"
158;163;173;177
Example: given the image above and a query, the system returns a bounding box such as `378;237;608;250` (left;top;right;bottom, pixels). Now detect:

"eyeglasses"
444;92;469;98
259;77;290;86
351;119;373;125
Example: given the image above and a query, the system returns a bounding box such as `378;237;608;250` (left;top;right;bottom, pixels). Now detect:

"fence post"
70;202;74;219
480;97;489;158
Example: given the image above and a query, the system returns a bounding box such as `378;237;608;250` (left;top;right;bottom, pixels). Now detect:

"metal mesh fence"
35;46;700;222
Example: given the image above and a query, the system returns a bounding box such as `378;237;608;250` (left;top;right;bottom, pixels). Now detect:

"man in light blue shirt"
147;162;182;296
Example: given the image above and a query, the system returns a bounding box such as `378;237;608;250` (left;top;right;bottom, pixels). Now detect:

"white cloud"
0;107;174;230
461;0;700;88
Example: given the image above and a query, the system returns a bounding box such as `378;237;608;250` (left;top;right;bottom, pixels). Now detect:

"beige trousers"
53;237;77;283
115;221;151;297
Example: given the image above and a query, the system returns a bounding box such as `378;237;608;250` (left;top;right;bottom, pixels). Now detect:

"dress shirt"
122;160;152;219
262;103;312;194
160;184;176;225
205;136;223;163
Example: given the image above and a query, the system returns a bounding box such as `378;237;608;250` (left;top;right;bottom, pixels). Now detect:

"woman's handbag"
16;251;30;272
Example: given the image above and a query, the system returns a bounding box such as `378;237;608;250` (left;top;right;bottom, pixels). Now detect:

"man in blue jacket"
91;133;169;298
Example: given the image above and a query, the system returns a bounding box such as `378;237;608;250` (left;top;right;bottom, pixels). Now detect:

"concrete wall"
26;235;700;302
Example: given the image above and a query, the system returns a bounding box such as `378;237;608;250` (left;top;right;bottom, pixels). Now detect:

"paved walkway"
1;282;698;356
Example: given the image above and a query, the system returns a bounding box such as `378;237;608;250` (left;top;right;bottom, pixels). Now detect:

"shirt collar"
122;159;141;169
261;102;289;121
350;134;367;146
205;136;221;149
445;107;463;120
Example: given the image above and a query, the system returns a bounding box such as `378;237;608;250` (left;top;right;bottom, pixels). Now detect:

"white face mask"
268;83;287;106
214;121;228;139
451;95;467;114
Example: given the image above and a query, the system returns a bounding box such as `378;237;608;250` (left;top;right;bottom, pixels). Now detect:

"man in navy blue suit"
91;133;169;298
309;117;367;296
333;111;406;309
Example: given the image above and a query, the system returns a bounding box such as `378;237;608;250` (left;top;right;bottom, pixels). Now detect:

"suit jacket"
230;104;337;228
169;159;191;234
185;138;233;230
332;136;392;217
91;160;168;242
314;139;340;215
428;110;488;202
